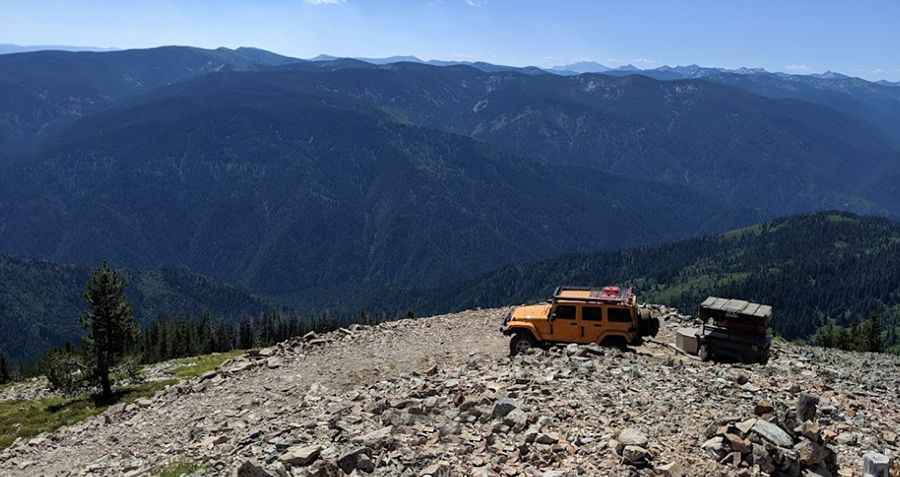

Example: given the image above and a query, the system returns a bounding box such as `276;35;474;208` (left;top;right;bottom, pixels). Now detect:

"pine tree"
0;354;11;384
81;262;139;399
867;312;883;353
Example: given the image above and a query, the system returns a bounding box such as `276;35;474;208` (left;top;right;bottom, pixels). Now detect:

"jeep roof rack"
551;285;635;305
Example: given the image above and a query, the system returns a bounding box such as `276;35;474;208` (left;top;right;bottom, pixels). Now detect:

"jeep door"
549;304;581;342
605;306;636;340
581;305;605;343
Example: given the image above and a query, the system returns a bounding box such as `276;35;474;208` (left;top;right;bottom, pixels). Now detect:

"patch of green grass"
171;350;244;379
0;379;176;449
154;460;203;477
721;223;764;240
825;213;859;224
0;349;244;450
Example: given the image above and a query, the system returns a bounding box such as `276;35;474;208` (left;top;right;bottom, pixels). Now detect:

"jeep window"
607;308;632;323
582;306;602;321
552;305;576;320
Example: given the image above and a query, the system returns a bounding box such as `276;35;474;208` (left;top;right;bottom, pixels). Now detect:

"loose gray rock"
280;445;322;467
491;398;518;419
234;461;273;477
752;419;793;447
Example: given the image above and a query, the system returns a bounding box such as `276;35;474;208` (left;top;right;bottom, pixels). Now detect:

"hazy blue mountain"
549;61;611;74
1;47;899;330
227;46;300;66
0;254;268;364
310;53;550;75
590;65;900;146
0;46;302;156
0;68;757;306
243;62;897;215
311;54;424;64
0;43;119;54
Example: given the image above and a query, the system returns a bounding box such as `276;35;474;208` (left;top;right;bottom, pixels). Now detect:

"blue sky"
3;0;899;80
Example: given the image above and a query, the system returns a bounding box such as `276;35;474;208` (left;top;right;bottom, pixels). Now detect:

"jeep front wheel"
509;333;535;356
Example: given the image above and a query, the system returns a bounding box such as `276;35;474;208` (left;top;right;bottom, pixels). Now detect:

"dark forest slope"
0;256;268;364
408;212;900;340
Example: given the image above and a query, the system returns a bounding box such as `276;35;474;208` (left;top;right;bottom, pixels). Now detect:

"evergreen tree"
81;262;139;399
239;317;255;349
0;354;11;384
866;312;883;352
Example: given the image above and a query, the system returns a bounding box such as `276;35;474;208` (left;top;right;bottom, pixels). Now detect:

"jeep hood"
511;304;551;320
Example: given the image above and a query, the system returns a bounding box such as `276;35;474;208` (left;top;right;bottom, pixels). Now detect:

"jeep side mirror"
549;311;557;321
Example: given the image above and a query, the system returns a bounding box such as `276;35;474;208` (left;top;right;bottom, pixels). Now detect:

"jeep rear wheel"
509;333;535;356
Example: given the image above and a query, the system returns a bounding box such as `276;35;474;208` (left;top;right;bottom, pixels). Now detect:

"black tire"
638;311;660;338
698;344;710;362
509;332;535;356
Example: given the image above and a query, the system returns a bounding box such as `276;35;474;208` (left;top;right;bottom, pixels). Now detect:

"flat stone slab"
752;419;793;447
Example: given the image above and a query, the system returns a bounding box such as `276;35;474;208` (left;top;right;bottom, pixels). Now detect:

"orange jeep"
501;286;660;355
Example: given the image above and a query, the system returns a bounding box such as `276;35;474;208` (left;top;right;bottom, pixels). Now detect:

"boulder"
701;436;726;459
503;408;528;433
621;445;651;466
354;426;395;450
337;447;373;474
234;461;274;477
751;420;793;447
754;400;775;416
654;462;684;477
835;432;858;446
265;357;283;369
617;427;649;449
796;393;819;423
724;433;750;453
491;398;518;419
794;438;828;466
280;445;322;467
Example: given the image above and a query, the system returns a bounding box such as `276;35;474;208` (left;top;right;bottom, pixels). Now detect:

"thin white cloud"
784;64;811;72
465;0;487;7
305;0;346;5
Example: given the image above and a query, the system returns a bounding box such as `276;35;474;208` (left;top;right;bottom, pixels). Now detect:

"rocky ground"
1;306;898;477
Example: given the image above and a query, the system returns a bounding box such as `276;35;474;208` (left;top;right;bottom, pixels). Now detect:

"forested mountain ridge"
404;212;900;341
0;255;268;364
3;48;898;215
0;46;300;157
0;75;752;300
163;64;898;216
596;65;900;147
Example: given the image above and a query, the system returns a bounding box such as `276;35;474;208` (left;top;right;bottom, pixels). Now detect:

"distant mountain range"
0;43;119;54
1;45;900;364
309;54;548;75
